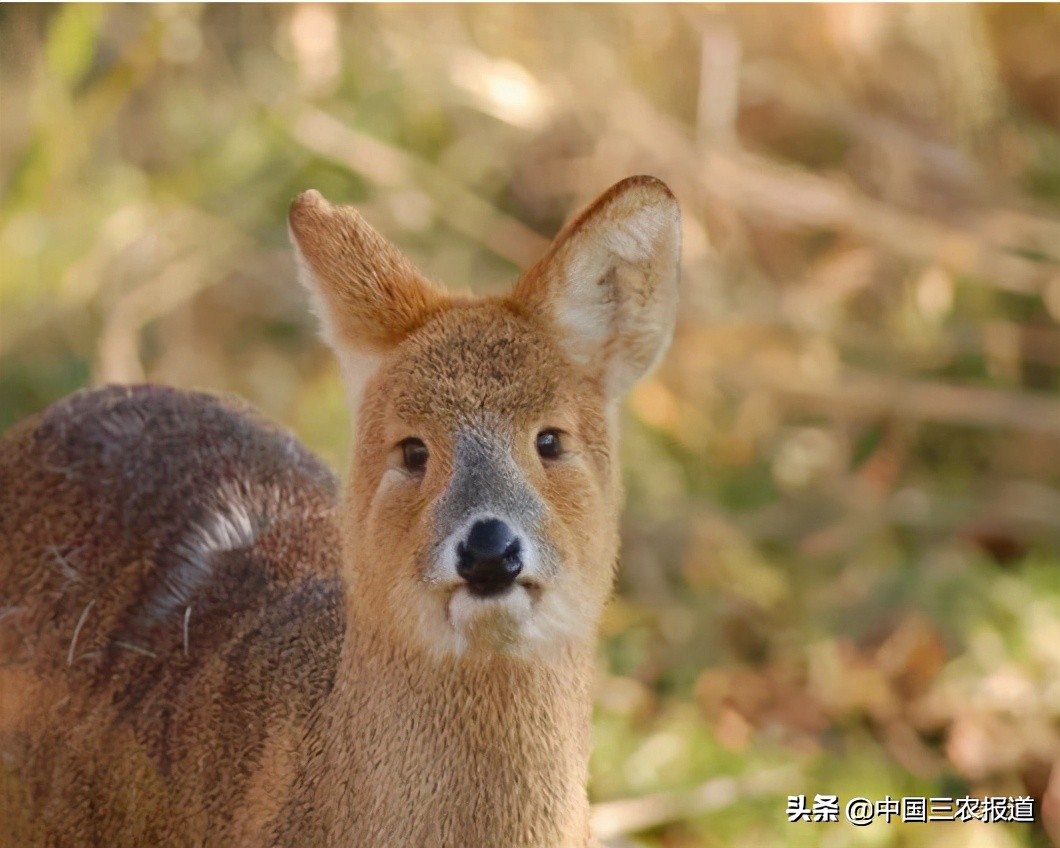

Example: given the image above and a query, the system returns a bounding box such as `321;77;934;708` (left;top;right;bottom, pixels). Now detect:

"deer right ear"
513;176;681;400
288;191;448;409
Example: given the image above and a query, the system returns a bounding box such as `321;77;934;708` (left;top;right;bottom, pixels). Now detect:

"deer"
0;175;681;847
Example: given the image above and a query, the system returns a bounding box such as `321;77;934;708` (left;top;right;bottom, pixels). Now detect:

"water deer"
0;175;681;847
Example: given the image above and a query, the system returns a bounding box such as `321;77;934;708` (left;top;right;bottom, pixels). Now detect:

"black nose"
456;519;523;597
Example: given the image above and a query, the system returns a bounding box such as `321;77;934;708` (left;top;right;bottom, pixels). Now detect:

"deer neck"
313;591;596;847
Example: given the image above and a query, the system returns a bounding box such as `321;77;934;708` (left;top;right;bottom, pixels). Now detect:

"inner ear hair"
512;175;681;398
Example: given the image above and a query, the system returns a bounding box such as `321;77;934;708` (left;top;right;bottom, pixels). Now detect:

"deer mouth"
445;577;540;634
445;577;542;606
516;578;544;601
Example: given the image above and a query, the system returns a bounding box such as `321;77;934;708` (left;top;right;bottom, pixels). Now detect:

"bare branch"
592;766;798;840
289;107;550;270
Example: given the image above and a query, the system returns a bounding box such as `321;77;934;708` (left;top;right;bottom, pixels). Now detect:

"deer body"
0;177;681;846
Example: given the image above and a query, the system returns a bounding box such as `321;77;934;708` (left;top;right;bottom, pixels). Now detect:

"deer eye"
400;438;429;474
535;429;564;461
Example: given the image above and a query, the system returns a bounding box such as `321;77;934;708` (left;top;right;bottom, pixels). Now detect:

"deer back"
0;384;344;846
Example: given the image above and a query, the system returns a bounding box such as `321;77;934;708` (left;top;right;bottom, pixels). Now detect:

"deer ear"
288;191;448;409
513;176;681;399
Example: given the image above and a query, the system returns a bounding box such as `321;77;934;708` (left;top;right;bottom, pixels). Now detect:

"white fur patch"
290;234;339;345
520;582;593;655
447;585;534;652
439;577;593;661
291;230;383;417
410;513;575;660
336;348;382;417
142;486;263;624
407;572;592;662
191;496;258;554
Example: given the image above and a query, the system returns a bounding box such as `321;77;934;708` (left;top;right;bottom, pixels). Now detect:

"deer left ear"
288;190;450;414
288;190;448;354
513;176;681;399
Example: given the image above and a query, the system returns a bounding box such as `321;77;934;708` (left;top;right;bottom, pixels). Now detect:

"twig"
44;545;82;584
591;766;798;839
67;600;96;666
95;250;243;384
735;364;1060;439
1;207;251;362
111;640;158;659
289;107;551;270
696;26;741;145
601;89;1056;296
739;59;982;189
699;147;1055;295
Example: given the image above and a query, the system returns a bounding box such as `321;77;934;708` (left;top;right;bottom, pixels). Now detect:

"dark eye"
400;438;429;474
535;429;564;461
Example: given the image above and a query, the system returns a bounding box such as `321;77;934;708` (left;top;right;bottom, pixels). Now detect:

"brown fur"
0;386;342;846
288;189;451;351
0;176;680;846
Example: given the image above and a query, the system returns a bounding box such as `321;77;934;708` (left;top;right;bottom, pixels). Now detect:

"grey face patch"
429;424;556;582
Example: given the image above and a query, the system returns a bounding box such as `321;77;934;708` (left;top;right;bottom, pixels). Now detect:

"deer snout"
456;518;523;597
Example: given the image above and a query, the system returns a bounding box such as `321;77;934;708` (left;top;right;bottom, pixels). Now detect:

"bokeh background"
2;4;1060;846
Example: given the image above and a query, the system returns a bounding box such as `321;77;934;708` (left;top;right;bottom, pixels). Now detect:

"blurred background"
2;4;1059;846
